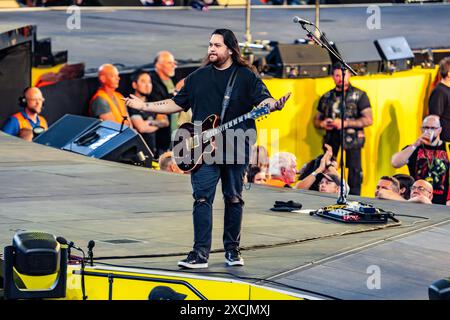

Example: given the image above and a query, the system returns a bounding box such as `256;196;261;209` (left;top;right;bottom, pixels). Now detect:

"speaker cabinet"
374;36;414;72
333;41;382;75
266;44;331;78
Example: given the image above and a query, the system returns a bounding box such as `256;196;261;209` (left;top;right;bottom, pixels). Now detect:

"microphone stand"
296;21;356;205
119;115;128;133
70;242;88;301
295;19;398;225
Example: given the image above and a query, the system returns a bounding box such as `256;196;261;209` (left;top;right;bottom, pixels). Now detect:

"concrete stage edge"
0;132;449;299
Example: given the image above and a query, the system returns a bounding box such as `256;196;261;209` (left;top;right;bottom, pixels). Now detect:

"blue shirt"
1;110;43;137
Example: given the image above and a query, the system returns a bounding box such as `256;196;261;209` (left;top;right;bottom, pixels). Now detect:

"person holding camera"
313;63;373;195
1;87;48;142
391;115;450;205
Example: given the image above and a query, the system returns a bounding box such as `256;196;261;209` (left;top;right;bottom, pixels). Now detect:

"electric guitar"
172;105;272;172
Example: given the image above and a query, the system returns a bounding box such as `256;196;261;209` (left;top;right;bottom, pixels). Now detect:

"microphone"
69;241;83;252
56;236;68;245
57;236;72;262
88;240;95;251
87;240;95;267
293;16;313;26
56;236;83;252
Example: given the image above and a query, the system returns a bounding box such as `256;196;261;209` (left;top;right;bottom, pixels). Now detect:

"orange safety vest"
265;178;292;188
89;88;130;126
12;111;48;132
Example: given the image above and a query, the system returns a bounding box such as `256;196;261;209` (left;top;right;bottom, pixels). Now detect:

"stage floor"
0;132;449;299
0;3;450;69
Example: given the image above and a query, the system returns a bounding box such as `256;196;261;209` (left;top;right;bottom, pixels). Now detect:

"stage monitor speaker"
266;44;331;78
333;41;382;75
374;36;414;72
34;114;101;149
62;120;153;168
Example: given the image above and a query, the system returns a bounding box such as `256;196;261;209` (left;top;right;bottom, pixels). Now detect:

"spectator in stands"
295;144;338;190
128;70;167;157
314;62;373;196
429;57;450;142
266;152;297;188
374;176;403;200
249;145;270;172
2;87;48;142
409;179;434;205
141;0;175;6
391;115;450;205
318;172;349;195
246;166;268;185
89;64;132;128
149;51;176;156
158;151;184;173
393;173;415;200
244;145;270;185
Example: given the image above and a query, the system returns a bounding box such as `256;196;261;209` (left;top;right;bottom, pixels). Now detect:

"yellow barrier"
259;67;439;197
216;0;247;5
31;64;66;87
0;0;19;8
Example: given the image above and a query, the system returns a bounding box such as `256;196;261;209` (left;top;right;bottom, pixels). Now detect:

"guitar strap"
220;65;239;125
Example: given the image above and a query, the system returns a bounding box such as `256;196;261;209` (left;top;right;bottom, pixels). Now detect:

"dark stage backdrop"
0;42;32;127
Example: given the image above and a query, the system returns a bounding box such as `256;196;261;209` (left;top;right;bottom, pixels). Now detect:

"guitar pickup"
193;135;200;148
186;135;200;150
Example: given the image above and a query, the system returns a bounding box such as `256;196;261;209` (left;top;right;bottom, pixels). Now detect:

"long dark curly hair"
202;28;252;70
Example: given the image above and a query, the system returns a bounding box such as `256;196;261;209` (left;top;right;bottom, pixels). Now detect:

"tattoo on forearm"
154;101;168;106
144;100;168;112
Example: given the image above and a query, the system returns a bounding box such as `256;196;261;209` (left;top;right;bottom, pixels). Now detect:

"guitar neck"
204;113;251;140
201;104;271;141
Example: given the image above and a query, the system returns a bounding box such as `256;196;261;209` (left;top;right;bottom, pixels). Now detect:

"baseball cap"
319;173;350;196
148;286;187;300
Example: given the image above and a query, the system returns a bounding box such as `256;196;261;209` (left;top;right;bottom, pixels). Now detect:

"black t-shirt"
173;63;272;163
127;99;158;156
405;142;450;205
429;83;450;142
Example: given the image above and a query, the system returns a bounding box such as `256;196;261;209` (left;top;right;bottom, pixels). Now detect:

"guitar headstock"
249;105;271;120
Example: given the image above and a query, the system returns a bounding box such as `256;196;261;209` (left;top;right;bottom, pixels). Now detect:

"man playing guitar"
125;28;290;269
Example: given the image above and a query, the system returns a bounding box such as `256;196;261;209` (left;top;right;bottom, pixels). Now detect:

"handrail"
72;269;207;300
